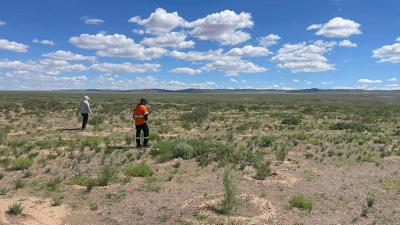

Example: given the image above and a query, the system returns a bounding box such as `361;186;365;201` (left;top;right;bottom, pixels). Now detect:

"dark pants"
136;123;149;146
81;113;88;129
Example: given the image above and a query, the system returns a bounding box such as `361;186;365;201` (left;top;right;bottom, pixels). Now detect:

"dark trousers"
81;113;88;129
136;123;149;145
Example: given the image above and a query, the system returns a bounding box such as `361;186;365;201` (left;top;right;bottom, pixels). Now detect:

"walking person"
76;95;93;130
133;98;151;148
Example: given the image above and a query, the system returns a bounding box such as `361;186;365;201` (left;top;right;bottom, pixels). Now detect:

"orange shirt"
133;104;148;125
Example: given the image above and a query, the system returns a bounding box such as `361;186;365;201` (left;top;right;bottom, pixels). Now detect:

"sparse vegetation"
1;92;400;224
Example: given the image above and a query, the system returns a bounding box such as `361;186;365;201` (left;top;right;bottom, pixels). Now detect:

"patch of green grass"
0;188;8;195
289;194;313;212
10;157;33;170
124;162;154;177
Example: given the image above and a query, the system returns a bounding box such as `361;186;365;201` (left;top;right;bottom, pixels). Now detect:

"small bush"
259;136;276;147
0;172;4;180
45;178;62;191
289;194;313;211
97;166;117;186
51;197;63;206
254;160;271;180
366;195;375;207
221;167;239;215
149;141;176;163
13;179;25;190
173;142;195;160
0;188;8;195
10;157;33;170
89;115;106;126
281;116;302;125
8;202;23;215
125;162;154;177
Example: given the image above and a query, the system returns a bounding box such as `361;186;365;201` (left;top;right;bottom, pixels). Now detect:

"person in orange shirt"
133;98;151;148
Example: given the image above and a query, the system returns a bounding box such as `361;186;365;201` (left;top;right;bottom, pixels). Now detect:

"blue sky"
0;0;399;90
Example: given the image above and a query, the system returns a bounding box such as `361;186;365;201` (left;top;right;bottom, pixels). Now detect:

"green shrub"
289;194;313;211
124;162;154;177
173;142;195;160
149;141;176;163
8;202;23;215
0;127;11;145
10;157;33;170
254;160;271;180
97;166;117;186
281;116;302;125
329;122;380;133
221;167;238;214
70;175;92;186
89;115;106;126
259;136;276;147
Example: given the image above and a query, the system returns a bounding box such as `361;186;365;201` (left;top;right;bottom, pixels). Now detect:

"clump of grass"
45;177;62;191
10;157;33;170
281;115;302;125
361;205;369;217
289;194;313;211
366;195;375;207
8;202;23;215
275;142;289;163
254;160;271;180
0;172;4;180
0;127;11;145
97;166;117;186
13;179;25;190
124;162;154;177
221;167;239;215
0;188;8;195
51;197;63;206
258;136;277;147
89;202;98;211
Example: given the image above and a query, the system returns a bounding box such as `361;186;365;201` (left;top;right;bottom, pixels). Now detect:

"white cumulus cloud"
0;20;5;26
81;16;104;25
183;10;254;45
372;38;400;63
129;8;185;34
225;45;272;57
257;34;281;47
32;39;55;45
388;78;397;82
140;32;195;49
339;40;357;47
42;51;97;62
293;79;299;82
358;79;382;84
307;17;362;38
230;78;238;82
89;62;161;74
169;67;201;75
201;59;267;76
0;39;29;52
271;40;337;73
69;33;167;60
0;59;87;75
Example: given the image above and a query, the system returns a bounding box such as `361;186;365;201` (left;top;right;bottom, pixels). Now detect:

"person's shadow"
60;128;81;131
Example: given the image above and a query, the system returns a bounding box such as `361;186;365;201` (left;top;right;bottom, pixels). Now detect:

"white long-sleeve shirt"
77;100;92;114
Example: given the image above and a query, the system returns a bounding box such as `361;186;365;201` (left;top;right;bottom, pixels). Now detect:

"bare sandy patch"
181;193;277;225
0;196;70;225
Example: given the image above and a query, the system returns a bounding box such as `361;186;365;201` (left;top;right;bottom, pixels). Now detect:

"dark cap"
140;98;148;103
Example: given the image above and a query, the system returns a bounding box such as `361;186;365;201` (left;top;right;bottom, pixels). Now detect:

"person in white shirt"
76;95;93;130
